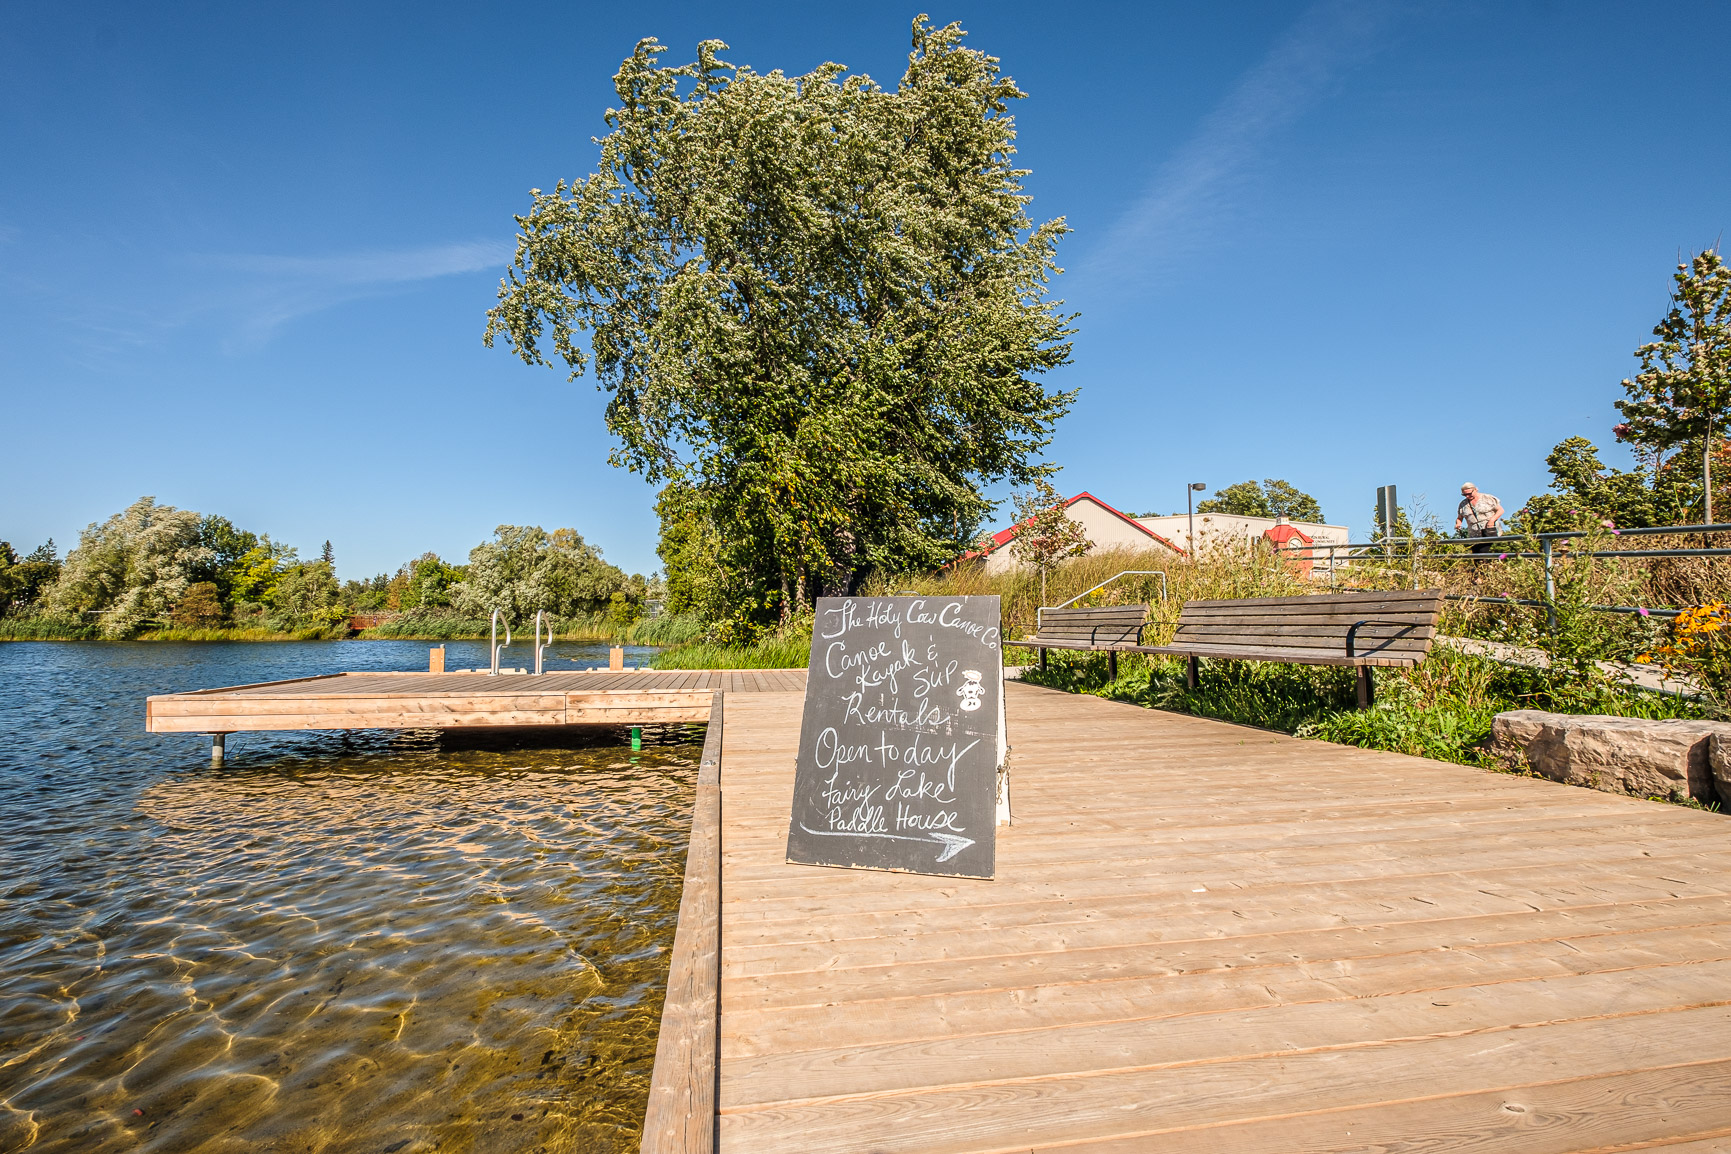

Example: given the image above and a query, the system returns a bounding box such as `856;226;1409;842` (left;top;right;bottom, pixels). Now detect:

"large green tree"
485;20;1075;627
1517;435;1693;532
1196;479;1323;522
1617;249;1731;522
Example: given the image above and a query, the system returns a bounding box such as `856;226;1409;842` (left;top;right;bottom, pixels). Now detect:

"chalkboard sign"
785;596;1003;880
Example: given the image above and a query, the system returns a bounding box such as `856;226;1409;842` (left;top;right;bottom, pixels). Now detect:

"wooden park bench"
1021;605;1150;680
1139;589;1443;709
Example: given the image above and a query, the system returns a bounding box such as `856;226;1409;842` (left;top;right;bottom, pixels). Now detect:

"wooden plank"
717;1006;1731;1152
1058;1061;1731;1153
642;693;723;1154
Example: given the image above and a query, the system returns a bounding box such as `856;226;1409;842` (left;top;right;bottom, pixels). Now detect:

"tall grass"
651;633;812;670
872;544;1314;648
630;614;706;647
137;626;344;641
0;614;102;640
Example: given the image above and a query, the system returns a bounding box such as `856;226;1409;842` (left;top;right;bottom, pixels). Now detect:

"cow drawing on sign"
957;669;985;712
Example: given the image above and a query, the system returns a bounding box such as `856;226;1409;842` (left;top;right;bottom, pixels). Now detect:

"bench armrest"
1345;619;1419;659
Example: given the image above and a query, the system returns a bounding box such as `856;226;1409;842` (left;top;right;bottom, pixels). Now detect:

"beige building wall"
981;495;1184;576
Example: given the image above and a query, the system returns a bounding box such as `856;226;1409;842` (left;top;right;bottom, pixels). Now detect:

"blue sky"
4;1;1728;578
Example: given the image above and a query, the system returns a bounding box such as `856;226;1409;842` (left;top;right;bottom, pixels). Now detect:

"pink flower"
1638;607;1650;616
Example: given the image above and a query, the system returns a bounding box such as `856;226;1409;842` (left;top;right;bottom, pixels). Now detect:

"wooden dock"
647;680;1731;1152
144;669;806;734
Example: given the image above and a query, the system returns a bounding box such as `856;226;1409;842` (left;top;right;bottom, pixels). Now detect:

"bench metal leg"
1039;647;1047;671
1356;665;1375;710
1186;655;1199;690
1108;651;1118;681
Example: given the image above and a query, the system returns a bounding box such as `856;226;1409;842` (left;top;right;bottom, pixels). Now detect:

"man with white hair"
1455;482;1503;553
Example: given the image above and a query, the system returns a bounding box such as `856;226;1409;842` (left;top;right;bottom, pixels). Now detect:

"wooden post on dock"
429;646;445;673
610;646;624;671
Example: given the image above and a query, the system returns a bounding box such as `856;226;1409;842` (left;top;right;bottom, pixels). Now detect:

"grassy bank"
650;633;811;670
137;626;347;641
1019;645;1714;798
0;615;102;640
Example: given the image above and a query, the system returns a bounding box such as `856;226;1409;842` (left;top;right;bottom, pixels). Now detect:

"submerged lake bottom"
0;641;695;1153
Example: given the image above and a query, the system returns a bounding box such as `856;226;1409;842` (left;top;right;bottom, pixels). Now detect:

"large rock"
1490;710;1729;805
1710;735;1731;806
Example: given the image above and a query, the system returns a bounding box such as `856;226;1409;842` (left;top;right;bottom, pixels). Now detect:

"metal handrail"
533;609;553;675
489;608;512;676
1037;570;1167;630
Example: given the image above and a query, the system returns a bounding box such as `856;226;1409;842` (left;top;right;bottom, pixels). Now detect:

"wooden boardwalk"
145;669;806;733
703;681;1731;1152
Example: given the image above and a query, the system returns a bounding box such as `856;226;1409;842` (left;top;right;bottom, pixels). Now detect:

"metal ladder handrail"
489;608;513;675
1037;570;1167;631
533;610;554;675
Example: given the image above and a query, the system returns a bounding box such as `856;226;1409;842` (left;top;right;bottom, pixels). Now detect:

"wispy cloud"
1084;0;1397;289
199;239;512;347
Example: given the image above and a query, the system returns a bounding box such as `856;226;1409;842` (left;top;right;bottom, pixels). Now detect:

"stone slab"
1492;709;1730;805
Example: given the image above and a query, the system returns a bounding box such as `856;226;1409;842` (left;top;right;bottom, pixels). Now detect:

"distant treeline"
1;496;662;640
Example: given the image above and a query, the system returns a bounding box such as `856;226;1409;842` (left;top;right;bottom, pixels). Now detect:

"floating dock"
646;681;1731;1152
144;669;805;734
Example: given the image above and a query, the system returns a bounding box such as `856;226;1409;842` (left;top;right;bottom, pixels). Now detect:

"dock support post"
210;733;226;764
429;646;445;673
610;646;625;671
1356;666;1375;710
631;726;642;751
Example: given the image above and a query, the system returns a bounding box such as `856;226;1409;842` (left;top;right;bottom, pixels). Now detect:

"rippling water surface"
0;641;693;1153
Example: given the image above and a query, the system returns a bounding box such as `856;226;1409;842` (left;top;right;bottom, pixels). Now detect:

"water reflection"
0;643;694;1153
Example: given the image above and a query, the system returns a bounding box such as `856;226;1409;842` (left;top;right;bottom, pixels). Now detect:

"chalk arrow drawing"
797;824;976;863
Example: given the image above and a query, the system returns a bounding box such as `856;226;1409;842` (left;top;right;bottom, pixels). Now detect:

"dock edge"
641;691;723;1153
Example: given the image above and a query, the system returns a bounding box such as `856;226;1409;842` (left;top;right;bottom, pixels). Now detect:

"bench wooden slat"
1172;622;1436;639
1182;590;1441;608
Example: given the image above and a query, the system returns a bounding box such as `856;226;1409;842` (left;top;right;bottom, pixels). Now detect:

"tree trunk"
1707;424;1715;525
779;574;790;629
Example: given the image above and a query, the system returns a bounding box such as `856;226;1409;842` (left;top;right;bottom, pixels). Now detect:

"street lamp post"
1187;483;1206;560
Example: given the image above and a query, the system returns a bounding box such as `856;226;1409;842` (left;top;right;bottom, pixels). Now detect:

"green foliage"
487;19;1075;626
651;632;812;670
656;482;738;624
1518;436;1691;532
1022;645;1707;772
51;496;213;638
389;553;464;610
452;525;632;624
1197;479;1324;522
1005;478;1090;600
269;560;346;629
630;613;705;647
1618;248;1731;520
171;582;226;629
0;539;59;615
0;613;101;640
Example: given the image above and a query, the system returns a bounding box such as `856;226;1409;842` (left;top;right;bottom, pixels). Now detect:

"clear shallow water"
0;641;693;1153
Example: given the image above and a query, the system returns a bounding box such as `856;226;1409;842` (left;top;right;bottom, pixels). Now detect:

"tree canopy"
1517;436;1693;532
1617;248;1731;521
486;19;1076;630
1196;479;1324;522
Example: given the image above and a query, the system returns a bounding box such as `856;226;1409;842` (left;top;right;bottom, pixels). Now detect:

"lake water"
0;640;693;1153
